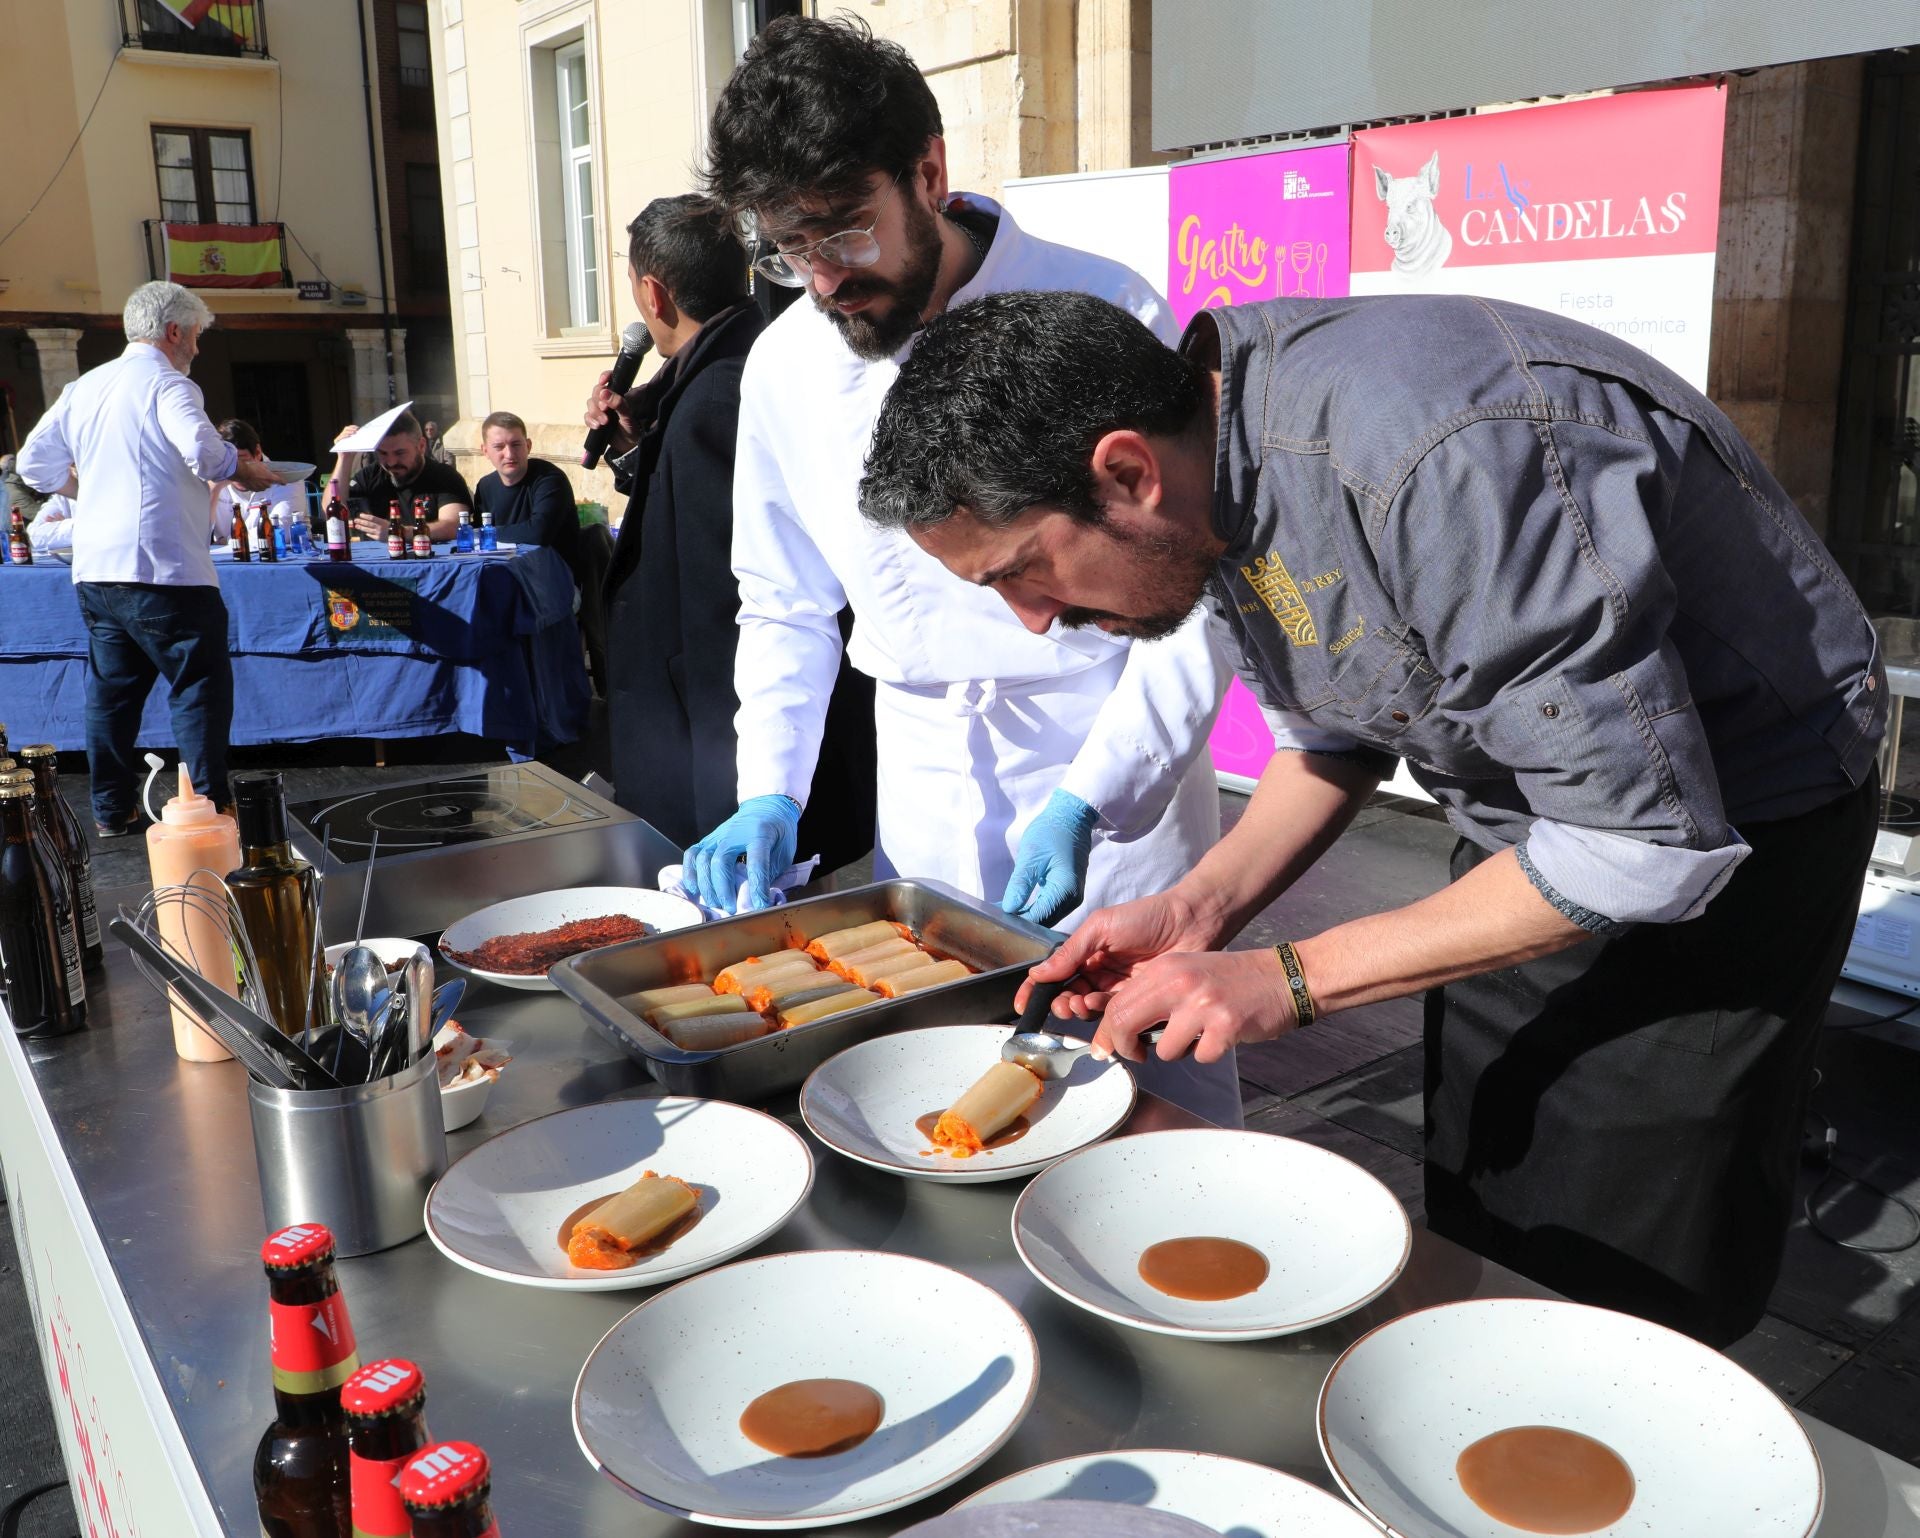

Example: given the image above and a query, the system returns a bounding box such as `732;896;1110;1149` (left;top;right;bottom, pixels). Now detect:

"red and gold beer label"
268;1293;360;1394
399;1440;490;1509
349;1449;411;1538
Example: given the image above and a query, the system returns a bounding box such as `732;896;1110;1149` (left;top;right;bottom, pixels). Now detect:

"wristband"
1273;940;1317;1028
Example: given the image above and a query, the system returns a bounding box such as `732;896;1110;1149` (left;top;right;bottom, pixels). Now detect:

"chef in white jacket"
684;16;1235;1120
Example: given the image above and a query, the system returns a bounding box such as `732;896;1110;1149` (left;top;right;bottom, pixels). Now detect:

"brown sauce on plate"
555;1190;704;1260
1137;1237;1269;1301
739;1379;884;1458
914;1110;1032;1154
1455;1425;1635;1534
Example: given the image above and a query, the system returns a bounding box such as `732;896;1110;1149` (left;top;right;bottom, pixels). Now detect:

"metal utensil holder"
246;1045;447;1256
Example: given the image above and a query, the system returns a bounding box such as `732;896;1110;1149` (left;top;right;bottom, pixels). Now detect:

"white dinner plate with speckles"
800;1025;1136;1183
424;1097;812;1291
955;1448;1380;1537
573;1250;1040;1529
1011;1128;1411;1341
1318;1298;1824;1538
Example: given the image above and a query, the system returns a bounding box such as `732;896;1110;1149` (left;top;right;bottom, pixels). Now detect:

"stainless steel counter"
10;903;1920;1536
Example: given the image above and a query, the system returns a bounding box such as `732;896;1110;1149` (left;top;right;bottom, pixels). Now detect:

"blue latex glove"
685;794;801;913
1001;790;1099;927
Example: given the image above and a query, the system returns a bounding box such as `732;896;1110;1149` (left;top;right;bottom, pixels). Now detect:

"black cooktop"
289;763;613;862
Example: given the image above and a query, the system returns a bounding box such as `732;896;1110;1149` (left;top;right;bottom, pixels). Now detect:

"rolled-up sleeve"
1379;417;1749;927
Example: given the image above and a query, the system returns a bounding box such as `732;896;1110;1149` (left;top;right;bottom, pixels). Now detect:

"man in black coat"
587;195;875;868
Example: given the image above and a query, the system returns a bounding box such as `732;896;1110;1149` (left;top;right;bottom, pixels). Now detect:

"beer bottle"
342;1360;430;1538
411;495;435;559
399;1442;500;1538
256;1223;360;1538
256;502;279;564
232;501;252;561
16;745;101;973
0;781;79;1036
8;509;33;565
325;499;352;564
386;516;407;560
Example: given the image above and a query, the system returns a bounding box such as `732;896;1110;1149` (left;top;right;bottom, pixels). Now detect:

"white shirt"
18;342;238;586
213;479;301;543
733;195;1227;832
25;494;75;555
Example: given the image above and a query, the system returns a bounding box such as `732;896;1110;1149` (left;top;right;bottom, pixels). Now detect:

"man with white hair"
18;280;280;833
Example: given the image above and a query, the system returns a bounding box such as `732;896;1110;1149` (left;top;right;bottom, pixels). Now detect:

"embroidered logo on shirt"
1241;551;1319;647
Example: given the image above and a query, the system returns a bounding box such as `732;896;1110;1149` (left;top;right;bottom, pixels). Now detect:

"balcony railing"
121;0;271;60
143;220;293;290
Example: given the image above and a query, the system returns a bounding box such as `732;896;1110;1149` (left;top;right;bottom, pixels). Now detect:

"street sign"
297;280;332;301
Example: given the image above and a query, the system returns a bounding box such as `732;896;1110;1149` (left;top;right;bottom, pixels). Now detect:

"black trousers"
1424;773;1878;1347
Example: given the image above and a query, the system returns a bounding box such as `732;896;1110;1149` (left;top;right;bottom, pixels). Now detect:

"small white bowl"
437;1068;495;1131
323;937;427;973
424;1096;812;1291
437;885;704;991
1012;1128;1411;1341
800;1025;1136;1184
573;1250;1038;1530
956;1449;1379;1538
1317;1298;1824;1538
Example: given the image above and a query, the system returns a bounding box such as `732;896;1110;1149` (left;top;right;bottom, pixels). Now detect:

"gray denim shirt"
1196;296;1885;931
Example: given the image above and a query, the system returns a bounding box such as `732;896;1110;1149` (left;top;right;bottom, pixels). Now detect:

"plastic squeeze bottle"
146;765;244;1061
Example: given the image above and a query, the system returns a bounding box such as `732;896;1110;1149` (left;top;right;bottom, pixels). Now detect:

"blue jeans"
76;582;233;823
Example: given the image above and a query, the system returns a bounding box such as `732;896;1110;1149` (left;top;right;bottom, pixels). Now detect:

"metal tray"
548;879;1055;1102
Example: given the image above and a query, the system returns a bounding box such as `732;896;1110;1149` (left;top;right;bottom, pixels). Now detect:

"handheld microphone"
581;321;655;470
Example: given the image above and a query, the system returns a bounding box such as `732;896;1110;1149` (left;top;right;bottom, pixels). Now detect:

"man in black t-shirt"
470;411;580;581
343;411;472;541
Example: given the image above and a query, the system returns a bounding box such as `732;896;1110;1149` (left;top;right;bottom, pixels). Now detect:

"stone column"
25;328;84;399
344;326;410;427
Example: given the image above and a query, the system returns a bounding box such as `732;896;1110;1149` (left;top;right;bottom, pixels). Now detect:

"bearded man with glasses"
685;15;1235;1123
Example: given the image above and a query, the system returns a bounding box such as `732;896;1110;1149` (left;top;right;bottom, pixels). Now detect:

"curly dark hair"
702;14;942;222
859;291;1207;531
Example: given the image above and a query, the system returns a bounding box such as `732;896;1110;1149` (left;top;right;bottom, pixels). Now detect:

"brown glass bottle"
411;494;435;558
399;1442;500;1537
0;777;85;1036
7;509;31;566
16;744;102;972
227;771;323;1037
343;1360;430;1538
0;782;83;1036
255;1224;360;1538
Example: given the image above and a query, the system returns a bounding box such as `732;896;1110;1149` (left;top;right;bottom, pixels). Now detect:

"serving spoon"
1001;979;1163;1080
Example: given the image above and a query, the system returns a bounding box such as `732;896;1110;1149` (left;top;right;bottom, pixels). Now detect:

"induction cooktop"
289;762;623;864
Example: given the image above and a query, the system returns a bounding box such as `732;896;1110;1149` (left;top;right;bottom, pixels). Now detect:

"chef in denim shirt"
859;290;1887;1347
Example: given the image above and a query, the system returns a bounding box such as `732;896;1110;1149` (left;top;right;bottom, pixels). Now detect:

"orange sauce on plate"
1455;1425;1635;1534
739;1379;884;1458
1137;1237;1269;1301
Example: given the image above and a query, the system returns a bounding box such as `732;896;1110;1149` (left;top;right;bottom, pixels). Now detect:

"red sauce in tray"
447;915;651;974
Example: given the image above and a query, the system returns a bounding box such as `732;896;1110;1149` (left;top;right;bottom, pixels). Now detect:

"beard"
1057;515;1217;641
813;191;945;361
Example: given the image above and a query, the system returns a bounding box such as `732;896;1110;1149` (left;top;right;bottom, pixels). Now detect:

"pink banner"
1170;144;1353;782
1167;142;1352;329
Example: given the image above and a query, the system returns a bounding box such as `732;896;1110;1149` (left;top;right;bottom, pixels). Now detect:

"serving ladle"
1001;979;1164;1080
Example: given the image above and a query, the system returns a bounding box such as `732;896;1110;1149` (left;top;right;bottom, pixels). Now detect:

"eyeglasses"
751;175;905;289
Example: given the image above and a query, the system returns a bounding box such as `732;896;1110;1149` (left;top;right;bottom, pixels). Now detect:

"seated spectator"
27;491;76;556
470;412;581;580
424;419;455;466
3;452;48;525
210;418;302;545
343;412;471;543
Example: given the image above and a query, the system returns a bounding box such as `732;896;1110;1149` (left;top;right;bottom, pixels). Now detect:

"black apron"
1424;773;1879;1346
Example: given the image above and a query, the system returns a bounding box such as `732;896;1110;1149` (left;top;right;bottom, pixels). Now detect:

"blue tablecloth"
0;545;591;759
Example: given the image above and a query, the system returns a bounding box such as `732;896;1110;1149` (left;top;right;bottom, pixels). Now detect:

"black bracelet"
1273;940;1317;1028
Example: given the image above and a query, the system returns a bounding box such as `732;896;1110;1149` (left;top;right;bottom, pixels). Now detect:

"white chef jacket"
732;195;1227;878
18;343;237;587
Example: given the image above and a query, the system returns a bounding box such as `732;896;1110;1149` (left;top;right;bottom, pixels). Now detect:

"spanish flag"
158;0;258;43
163;223;285;289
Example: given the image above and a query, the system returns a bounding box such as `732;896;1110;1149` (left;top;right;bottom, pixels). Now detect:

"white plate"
437;885;704;991
573;1250;1038;1529
1317;1298;1824;1538
268;459;317;480
956;1448;1379;1537
800;1025;1136;1184
424;1097;812;1291
1012;1129;1411;1341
